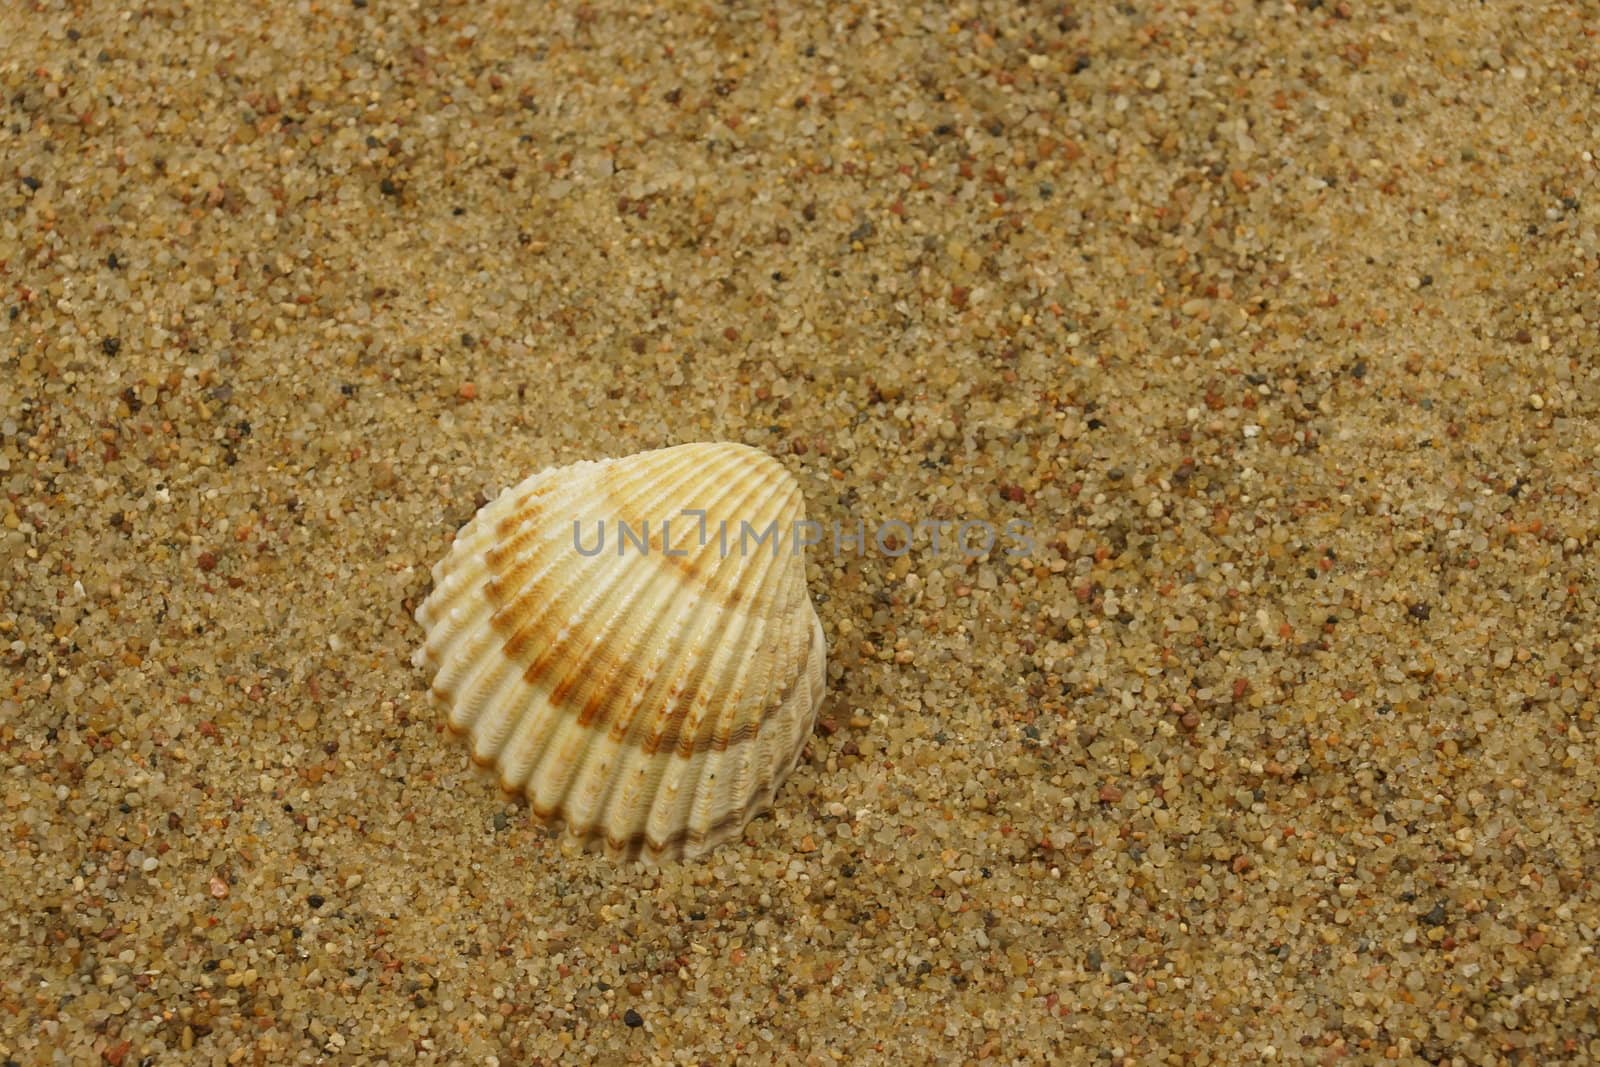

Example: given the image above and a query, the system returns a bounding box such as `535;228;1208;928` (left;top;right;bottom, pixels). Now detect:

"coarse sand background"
3;1;1599;1064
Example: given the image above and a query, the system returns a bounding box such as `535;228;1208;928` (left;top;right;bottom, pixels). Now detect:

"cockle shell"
412;442;827;862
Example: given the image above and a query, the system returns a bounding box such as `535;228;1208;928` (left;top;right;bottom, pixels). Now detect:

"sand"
2;1;1598;1063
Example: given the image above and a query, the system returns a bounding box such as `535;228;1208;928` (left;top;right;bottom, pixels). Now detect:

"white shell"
413;442;827;861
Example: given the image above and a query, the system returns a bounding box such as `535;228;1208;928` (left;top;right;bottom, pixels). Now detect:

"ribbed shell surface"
412;442;827;862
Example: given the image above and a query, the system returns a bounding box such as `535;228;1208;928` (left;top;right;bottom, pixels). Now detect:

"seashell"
413;442;827;862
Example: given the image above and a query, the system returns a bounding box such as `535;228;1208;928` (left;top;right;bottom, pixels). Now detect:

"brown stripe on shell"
486;445;714;641
492;477;562;538
502;444;732;735
483;547;547;609
645;523;715;589
484;513;545;573
490;560;579;661
534;450;801;742
486;455;707;678
500;585;812;760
